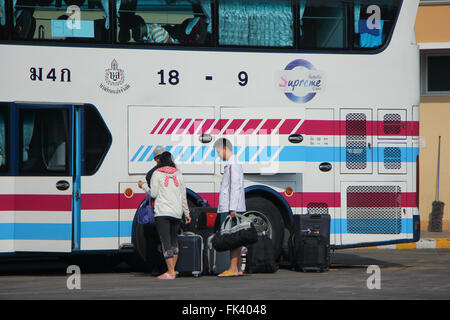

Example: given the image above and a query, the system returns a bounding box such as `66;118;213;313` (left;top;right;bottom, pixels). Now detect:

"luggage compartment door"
128;106;216;175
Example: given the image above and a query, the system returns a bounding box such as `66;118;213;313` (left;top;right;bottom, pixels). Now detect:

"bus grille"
383;113;402;135
346;185;402;234
346;113;367;170
306;202;329;215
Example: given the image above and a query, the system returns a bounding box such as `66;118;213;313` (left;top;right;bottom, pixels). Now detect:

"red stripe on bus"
223;119;245;134
0;194;72;211
187;119;204;135
176;119;192;134
150;118;164;135
165;118;182;135
0;192;417;212
295;120;420;136
210;119;229;135
239;119;263;134
278;119;301;135
257;119;281;135
199;119;216;134
157;118;172;134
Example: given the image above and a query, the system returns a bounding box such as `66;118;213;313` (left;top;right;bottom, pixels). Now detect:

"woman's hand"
137;180;145;189
184;216;192;224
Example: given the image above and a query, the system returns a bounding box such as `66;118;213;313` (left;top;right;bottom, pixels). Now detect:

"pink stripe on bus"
239;119;263;134
150;118;164;135
296;120;420;137
166;118;182;135
157;118;172;134
278;119;301;135
210;119;229;135
187;119;204;135
81;193;119;210
176;119;192;134
199;119;216;134
257;119;281;135
223;119;245;134
0;194;72;211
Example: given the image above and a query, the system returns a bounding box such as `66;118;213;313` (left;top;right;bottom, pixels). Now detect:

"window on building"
83;105;111;175
218;0;293;47
11;0;111;42
427;55;450;93
0;103;9;173
19;108;70;175
117;0;212;46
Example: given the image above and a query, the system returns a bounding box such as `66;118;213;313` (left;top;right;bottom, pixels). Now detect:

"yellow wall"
419;97;450;230
415;4;450;43
415;5;450;230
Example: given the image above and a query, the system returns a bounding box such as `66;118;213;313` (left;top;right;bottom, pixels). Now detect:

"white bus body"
0;0;420;259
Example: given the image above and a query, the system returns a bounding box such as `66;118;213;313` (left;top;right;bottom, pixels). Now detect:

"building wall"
415;3;450;230
419;96;450;230
415;4;450;43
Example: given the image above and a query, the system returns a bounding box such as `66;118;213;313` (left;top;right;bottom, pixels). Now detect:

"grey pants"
155;216;181;259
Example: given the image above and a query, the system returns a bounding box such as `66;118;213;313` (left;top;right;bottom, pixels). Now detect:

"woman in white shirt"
139;151;191;279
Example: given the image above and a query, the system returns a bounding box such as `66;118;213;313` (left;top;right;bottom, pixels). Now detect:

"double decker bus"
0;0;420;266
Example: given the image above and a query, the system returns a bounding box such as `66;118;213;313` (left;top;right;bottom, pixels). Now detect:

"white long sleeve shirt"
217;154;246;214
146;167;190;219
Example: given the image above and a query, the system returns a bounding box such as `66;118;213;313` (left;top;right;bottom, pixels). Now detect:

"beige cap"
153;147;166;158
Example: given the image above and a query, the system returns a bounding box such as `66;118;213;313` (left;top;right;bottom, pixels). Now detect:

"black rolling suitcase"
246;234;278;274
290;214;331;272
292;233;330;272
176;232;203;277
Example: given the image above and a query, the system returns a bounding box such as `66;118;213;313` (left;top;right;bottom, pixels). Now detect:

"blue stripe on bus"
0;218;414;240
130;145;145;162
131;145;419;163
0;223;72;240
138;146;153;162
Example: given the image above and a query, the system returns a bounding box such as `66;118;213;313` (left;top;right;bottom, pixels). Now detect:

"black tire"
244;197;284;260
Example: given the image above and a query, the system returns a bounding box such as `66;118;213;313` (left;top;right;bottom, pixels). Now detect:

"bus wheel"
126;218;166;274
244;197;284;260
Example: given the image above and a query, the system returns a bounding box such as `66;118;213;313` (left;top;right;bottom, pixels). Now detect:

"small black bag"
211;215;258;252
245;234;278;273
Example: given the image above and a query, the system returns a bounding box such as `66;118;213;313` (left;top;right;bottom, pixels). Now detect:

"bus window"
353;0;401;49
0;0;7;39
298;0;349;50
12;0;111;42
218;0;293;47
0;104;8;173
117;0;212;46
83;106;111;175
19;108;70;175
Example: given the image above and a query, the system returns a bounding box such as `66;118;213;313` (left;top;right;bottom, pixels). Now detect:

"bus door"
13;103;81;252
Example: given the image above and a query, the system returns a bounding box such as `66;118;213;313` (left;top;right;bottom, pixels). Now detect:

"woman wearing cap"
139;151;191;280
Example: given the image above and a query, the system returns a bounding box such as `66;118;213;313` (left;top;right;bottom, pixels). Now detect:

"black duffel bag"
211;215;258;252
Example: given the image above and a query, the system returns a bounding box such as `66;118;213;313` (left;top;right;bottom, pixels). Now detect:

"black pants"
155;216;181;259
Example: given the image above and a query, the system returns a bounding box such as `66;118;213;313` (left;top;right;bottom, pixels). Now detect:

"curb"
358;238;450;250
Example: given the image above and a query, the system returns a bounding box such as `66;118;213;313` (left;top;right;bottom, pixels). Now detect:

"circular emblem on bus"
278;59;325;103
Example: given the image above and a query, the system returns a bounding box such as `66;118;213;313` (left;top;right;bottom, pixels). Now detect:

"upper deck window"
117;0;212;46
299;0;349;49
11;0;110;42
218;0;293;47
1;0;402;52
353;0;401;50
0;104;8;174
